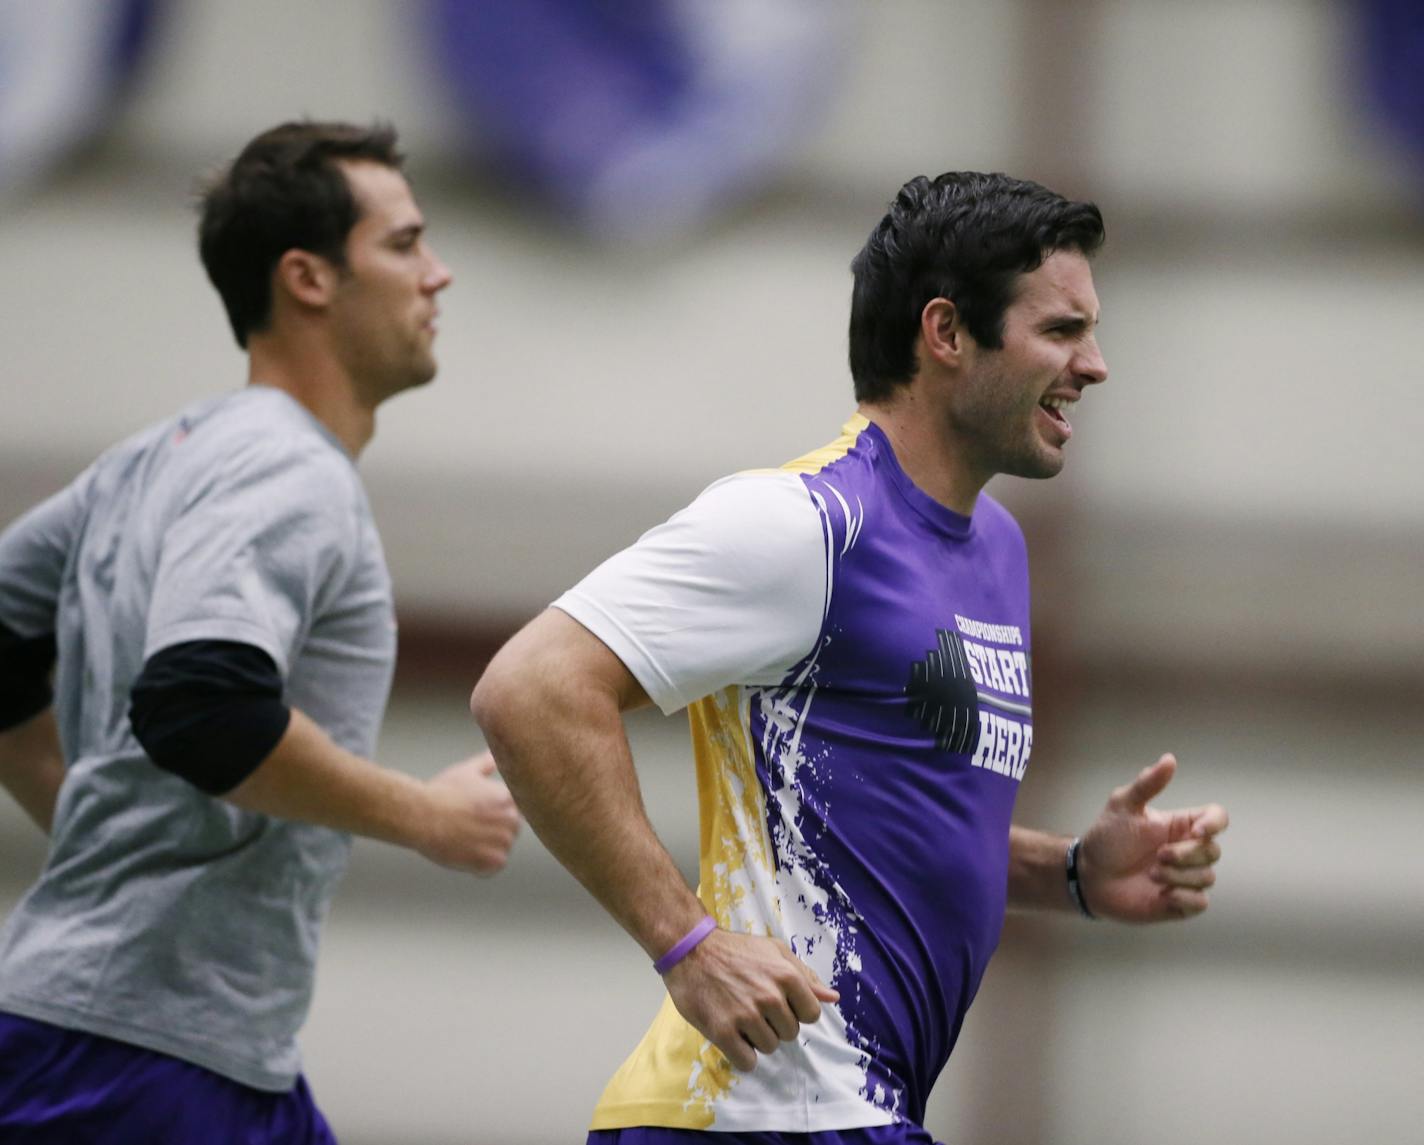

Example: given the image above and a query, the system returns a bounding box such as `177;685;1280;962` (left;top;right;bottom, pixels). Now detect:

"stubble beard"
953;375;1065;484
997;429;1066;480
382;331;440;398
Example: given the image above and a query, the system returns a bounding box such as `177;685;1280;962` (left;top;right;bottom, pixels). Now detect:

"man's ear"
920;297;966;368
273;249;338;312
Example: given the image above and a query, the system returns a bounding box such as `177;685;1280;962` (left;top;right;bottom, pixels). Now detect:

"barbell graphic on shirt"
906;627;1033;772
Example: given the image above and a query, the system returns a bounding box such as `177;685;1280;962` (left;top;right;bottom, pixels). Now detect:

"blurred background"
1;1;1421;1142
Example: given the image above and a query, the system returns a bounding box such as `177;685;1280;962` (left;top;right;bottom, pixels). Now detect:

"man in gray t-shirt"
0;122;518;1144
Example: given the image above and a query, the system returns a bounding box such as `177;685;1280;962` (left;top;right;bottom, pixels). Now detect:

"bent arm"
0;623;64;834
473;608;836;1071
471;607;705;955
230;709;449;852
231;711;517;874
1;478;91;834
130;641;516;873
0;708;65;833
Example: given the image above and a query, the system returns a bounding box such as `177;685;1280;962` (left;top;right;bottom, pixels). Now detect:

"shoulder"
664;468;825;569
176;391;362;517
683;467;817;518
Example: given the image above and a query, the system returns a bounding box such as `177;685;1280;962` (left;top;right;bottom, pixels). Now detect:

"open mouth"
1038;394;1076;437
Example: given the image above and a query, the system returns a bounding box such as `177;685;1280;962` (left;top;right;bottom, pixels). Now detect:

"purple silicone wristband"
653;915;717;975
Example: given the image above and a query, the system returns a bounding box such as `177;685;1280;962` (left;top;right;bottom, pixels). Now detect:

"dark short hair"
848;172;1105;402
198;121;404;348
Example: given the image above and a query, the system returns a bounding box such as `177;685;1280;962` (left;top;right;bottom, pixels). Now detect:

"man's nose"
425;253;453;293
1075;337;1107;385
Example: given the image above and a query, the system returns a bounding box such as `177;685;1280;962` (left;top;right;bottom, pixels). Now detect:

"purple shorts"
589;1126;943;1145
0;1012;337;1144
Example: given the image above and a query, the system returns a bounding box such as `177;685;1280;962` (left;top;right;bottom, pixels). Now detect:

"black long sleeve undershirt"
129;640;291;795
0;619;56;732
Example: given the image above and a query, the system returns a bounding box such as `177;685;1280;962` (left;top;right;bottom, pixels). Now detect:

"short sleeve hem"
550;594;684;714
144;619;291;679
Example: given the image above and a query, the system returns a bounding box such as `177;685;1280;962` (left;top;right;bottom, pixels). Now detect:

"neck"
245;337;375;458
859;392;987;517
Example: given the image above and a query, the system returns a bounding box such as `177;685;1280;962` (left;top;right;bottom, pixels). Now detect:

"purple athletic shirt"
557;415;1034;1133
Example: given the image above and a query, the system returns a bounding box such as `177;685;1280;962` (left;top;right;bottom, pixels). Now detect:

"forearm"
0;707;65;833
474;661;704;960
1007;825;1076;912
224;708;435;851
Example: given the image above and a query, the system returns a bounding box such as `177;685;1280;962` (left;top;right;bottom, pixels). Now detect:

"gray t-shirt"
0;385;396;1091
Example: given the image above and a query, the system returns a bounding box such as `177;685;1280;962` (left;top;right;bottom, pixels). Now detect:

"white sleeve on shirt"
553;469;828;715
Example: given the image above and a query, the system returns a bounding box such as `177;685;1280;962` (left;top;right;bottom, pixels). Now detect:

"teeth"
1040;396;1077;410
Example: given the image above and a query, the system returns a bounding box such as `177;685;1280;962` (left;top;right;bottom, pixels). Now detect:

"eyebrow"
1039;311;1100;333
385;221;426;244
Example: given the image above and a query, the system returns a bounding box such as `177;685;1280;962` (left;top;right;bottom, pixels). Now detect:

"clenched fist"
417;752;521;875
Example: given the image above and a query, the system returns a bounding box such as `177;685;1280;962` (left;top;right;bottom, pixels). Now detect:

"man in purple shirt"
472;171;1229;1143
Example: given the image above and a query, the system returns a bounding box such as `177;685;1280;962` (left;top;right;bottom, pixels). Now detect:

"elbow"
471;610;617;779
468;679;495;743
469;651;528;752
468;663;500;731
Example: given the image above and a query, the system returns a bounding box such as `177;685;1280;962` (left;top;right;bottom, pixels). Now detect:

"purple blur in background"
427;0;853;242
1359;0;1424;175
